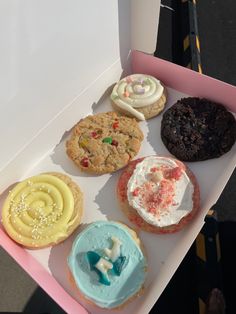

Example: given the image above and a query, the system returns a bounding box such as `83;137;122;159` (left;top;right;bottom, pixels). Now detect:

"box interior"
0;0;160;171
0;67;235;313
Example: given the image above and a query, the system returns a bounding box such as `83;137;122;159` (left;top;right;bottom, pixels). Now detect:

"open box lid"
0;0;160;171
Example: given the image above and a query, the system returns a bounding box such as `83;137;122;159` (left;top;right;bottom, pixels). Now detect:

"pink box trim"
132;51;236;113
0;228;88;314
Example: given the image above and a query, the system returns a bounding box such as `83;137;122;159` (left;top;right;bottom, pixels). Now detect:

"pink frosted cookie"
117;156;200;234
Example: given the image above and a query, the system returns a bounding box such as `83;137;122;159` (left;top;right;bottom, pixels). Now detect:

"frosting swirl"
2;174;79;247
111;74;164;120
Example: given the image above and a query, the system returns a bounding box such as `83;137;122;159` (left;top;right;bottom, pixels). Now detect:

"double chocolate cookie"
161;97;236;161
66;112;144;174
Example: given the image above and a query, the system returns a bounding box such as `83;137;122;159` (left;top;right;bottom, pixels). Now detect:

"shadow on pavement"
22;287;66;314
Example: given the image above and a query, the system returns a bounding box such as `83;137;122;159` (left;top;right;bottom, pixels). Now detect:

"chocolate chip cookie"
66;112;144;174
161;97;236;161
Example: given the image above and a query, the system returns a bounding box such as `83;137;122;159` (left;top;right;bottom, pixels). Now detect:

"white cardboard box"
1;1;236;314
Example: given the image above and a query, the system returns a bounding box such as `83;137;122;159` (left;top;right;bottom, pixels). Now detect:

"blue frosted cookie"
68;221;147;309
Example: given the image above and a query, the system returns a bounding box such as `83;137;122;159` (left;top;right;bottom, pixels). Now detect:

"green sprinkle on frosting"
111;93;119;100
144;78;151;85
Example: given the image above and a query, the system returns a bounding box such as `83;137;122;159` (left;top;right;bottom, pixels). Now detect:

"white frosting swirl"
111;74;164;120
127;157;194;227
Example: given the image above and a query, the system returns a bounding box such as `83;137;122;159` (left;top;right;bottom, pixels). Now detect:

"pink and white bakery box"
0;1;235;314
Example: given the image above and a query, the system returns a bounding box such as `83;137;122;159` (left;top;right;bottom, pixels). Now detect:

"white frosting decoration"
111;74;164;120
95;257;113;281
127;157;194;227
104;236;122;262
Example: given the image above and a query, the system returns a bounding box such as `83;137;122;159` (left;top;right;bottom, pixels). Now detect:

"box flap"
131;0;160;53
0;0;160;170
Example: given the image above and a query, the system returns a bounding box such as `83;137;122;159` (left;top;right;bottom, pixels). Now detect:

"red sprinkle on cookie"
117;156;200;234
66;112;144;174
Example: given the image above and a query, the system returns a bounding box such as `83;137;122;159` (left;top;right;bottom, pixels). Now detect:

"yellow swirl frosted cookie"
1;172;83;249
111;74;167;120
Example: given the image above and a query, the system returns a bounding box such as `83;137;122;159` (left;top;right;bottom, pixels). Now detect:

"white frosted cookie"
111;74;167;120
117;156;200;233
